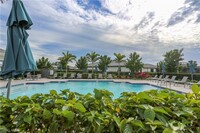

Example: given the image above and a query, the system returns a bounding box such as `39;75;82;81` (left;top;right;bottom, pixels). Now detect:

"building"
88;61;157;73
0;48;5;71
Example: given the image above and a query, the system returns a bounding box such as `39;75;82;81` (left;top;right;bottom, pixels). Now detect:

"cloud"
0;0;200;65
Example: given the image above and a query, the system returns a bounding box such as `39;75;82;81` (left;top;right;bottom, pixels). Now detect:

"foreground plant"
0;85;200;133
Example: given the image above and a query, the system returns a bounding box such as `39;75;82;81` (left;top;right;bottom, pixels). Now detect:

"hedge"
0;85;200;132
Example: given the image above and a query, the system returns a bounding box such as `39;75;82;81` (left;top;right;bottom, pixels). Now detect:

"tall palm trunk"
66;63;68;76
118;62;120;77
92;62;94;74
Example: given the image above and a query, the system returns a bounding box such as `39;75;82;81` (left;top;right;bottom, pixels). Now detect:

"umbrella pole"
7;78;12;98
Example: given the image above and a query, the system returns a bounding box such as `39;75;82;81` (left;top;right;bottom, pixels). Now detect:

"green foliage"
126;52;143;77
114;53;126;77
36;57;52;69
1;86;200;132
86;51;100;74
58;51;76;74
163;48;184;73
76;56;88;72
98;55;112;72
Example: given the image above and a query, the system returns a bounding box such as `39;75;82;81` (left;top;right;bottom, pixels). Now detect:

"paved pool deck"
0;78;193;93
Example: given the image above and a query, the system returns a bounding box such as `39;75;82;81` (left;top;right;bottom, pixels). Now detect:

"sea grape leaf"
23;115;32;124
123;124;132;133
191;84;200;94
55;99;65;104
74;102;86;113
43;109;52;120
61;110;75;122
0;126;7;133
153;107;170;116
94;89;103;100
137;92;152;100
163;128;173;133
131;120;145;129
144;109;155;122
50;90;57;95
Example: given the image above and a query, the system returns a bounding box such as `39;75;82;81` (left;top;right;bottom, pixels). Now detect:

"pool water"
0;81;161;99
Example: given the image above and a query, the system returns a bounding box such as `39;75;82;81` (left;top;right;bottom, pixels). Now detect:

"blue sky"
0;0;200;65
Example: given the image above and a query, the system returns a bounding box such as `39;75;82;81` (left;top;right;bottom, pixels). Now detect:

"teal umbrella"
0;0;37;98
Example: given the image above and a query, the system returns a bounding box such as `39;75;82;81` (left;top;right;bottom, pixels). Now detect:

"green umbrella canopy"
0;0;37;79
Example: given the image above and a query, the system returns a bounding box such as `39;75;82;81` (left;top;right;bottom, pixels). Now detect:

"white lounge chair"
88;73;92;79
69;73;75;79
62;73;67;79
149;75;158;82
159;75;169;85
53;73;58;79
164;76;176;87
26;73;33;80
98;74;103;79
107;74;113;79
155;75;162;83
77;73;82;79
187;80;200;87
174;76;188;87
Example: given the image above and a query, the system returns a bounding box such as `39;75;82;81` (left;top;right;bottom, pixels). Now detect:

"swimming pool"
0;81;161;99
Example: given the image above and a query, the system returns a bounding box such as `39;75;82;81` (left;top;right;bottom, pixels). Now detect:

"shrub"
0;85;200;132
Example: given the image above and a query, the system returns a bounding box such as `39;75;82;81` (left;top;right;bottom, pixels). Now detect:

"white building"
88;61;157;72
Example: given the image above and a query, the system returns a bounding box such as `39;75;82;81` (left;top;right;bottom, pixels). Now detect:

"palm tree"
36;57;52;69
76;56;88;72
126;52;143;78
114;53;126;77
86;51;100;74
58;51;76;75
98;55;112;73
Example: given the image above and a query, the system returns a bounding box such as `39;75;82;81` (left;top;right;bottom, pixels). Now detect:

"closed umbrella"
162;63;166;77
189;61;195;82
0;0;37;98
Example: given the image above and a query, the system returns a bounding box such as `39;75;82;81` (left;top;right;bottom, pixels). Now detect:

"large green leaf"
0;126;7;133
137;92;152;100
74;103;86;113
153;107;170;116
50;90;57;95
43;109;52;120
163;128;174;133
55;99;65;104
94;89;103;100
191;84;200;94
61;110;75;122
123;124;132;133
144;109;155;121
23;115;32;124
131;120;145;129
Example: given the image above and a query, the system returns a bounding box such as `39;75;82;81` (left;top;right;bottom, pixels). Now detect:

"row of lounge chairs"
150;75;200;88
52;73;113;79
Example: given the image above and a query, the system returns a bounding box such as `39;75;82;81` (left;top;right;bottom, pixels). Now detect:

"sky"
0;0;200;65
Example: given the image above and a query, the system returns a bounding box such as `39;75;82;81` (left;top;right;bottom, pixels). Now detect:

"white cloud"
0;0;200;64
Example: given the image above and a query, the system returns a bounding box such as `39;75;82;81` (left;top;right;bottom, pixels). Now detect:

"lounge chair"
53;73;58;79
149;75;158;82
77;73;82;79
173;76;188;87
187;80;200;87
98;74;103;79
158;75;169;85
164;76;176;87
107;74;113;79
69;73;75;79
88;73;92;79
155;75;162;83
62;73;67;79
26;73;33;80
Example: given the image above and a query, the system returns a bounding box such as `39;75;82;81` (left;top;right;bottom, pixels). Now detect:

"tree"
86;51;100;74
157;61;165;73
98;55;112;73
36;57;52;69
76;56;88;72
126;52;143;77
58;51;76;75
113;53;126;77
163;48;184;73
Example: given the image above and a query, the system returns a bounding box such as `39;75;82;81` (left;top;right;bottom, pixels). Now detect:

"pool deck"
0;78;193;93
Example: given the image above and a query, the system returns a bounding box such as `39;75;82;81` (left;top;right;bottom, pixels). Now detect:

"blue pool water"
0;81;161;99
